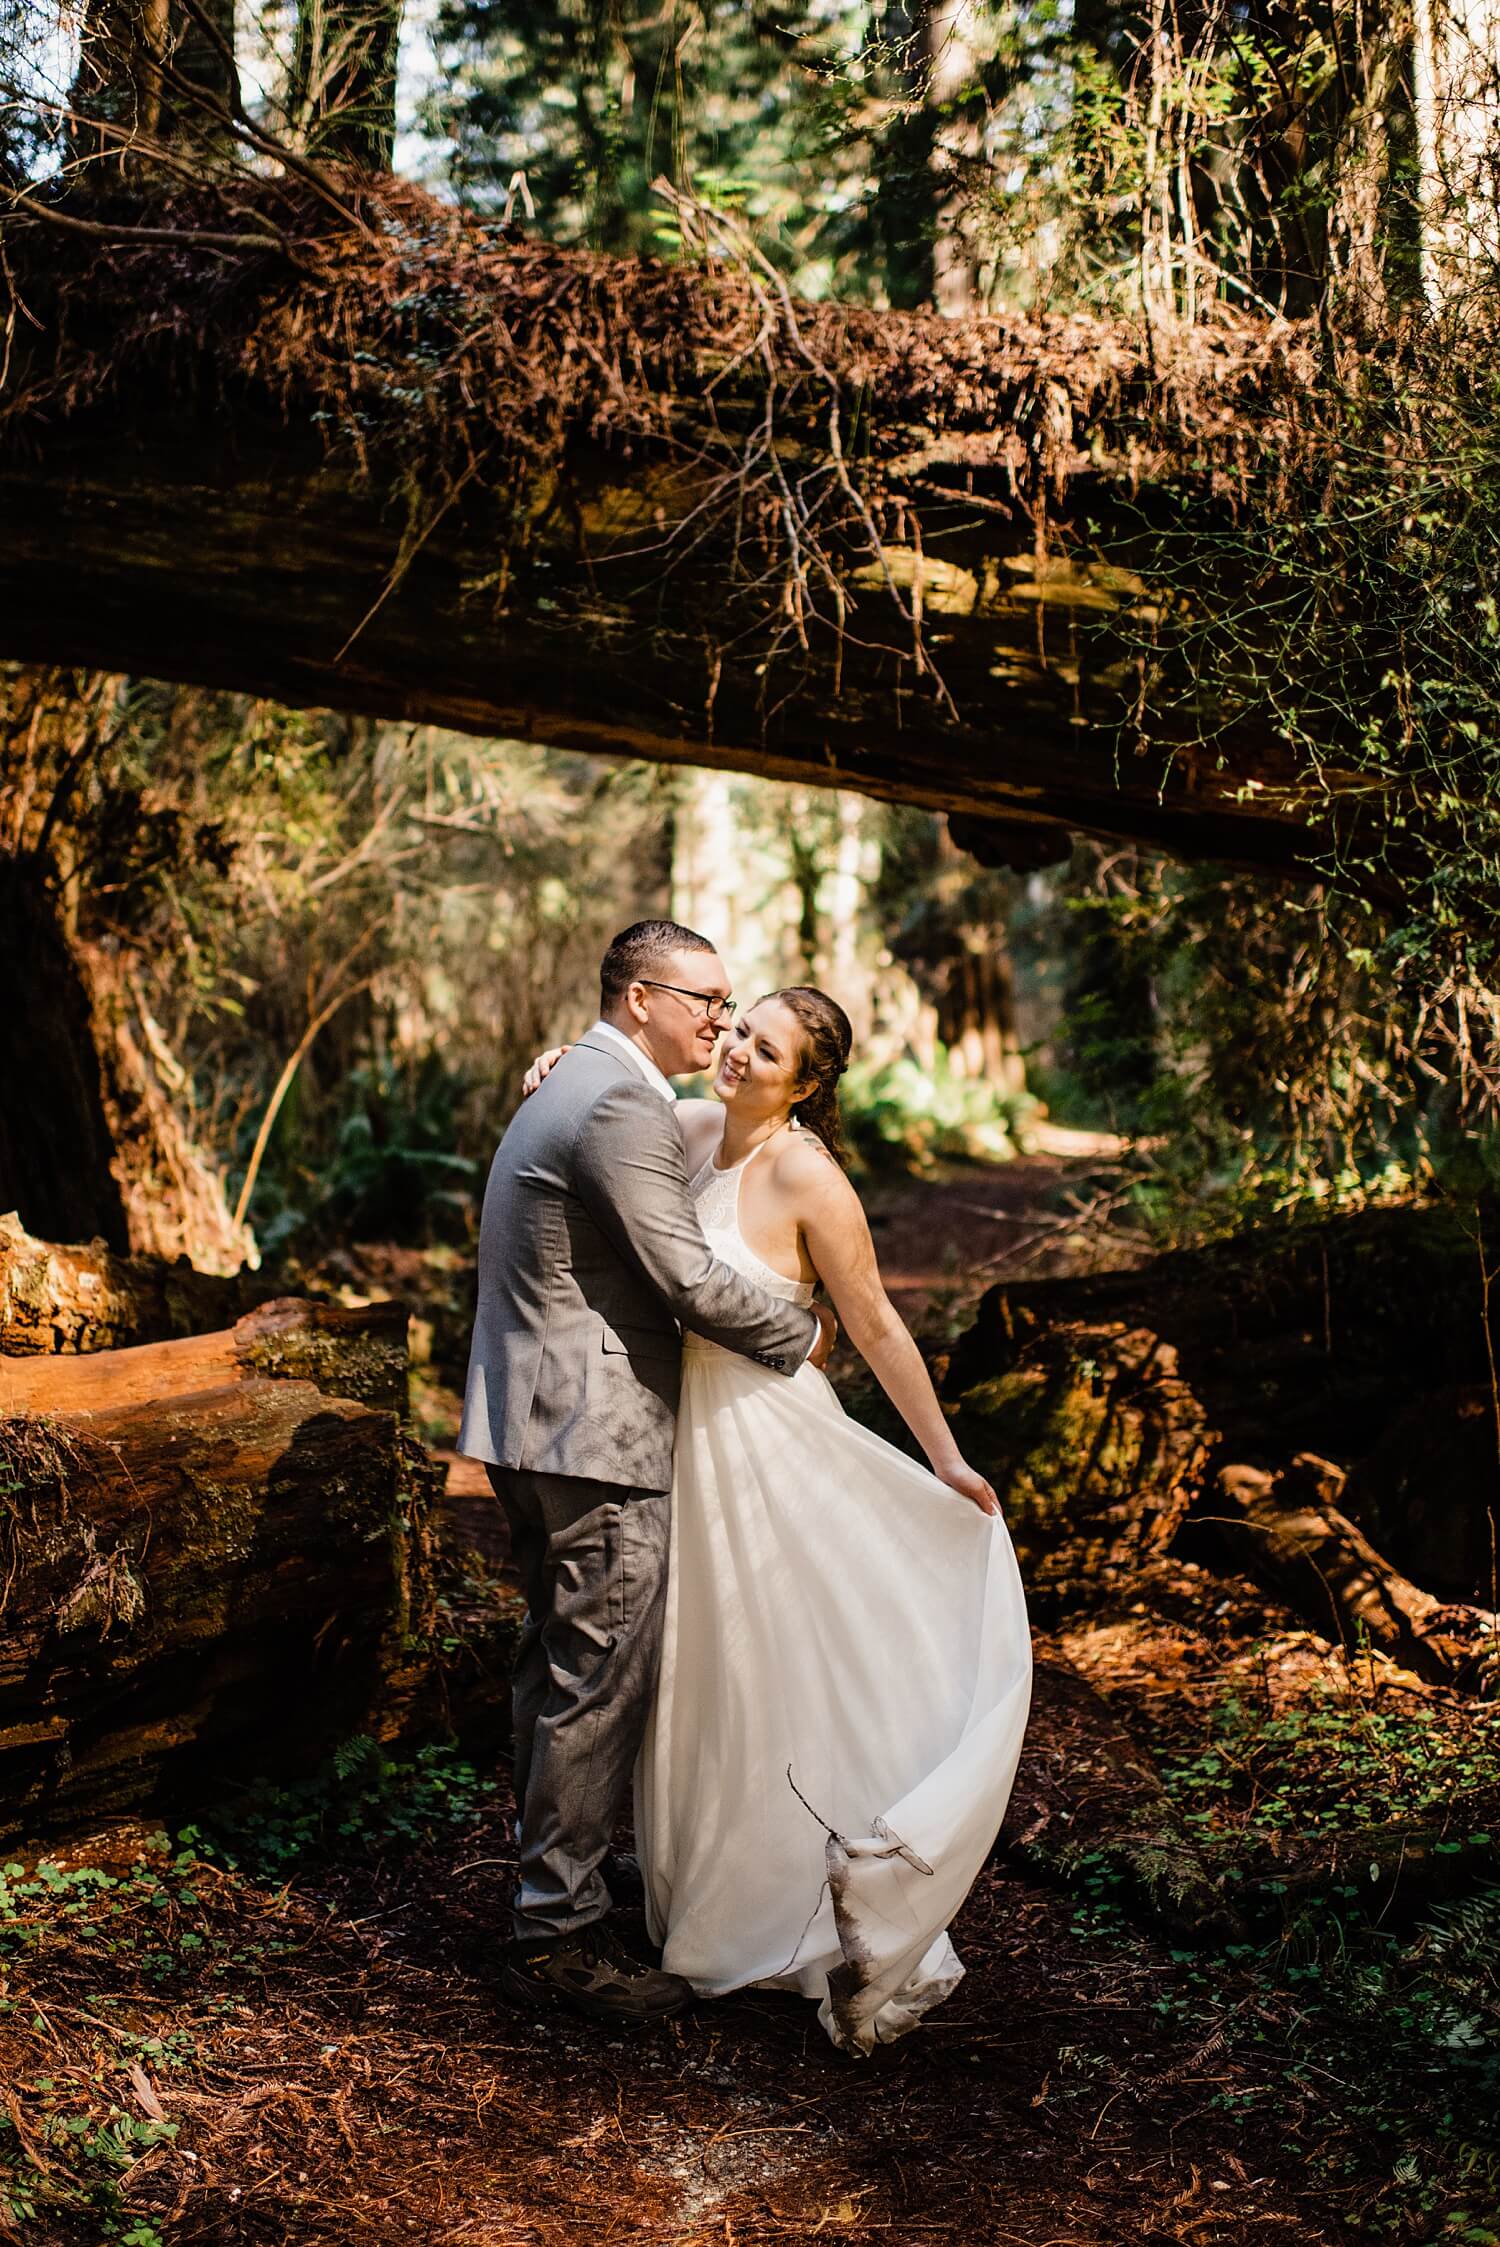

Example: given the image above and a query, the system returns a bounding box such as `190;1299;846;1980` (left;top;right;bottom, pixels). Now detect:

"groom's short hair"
601;919;715;1008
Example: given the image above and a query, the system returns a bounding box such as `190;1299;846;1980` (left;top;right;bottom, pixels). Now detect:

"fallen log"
943;1322;1214;1614
0;1378;441;1842
1;177;1412;894
947;1199;1500;1478
1208;1453;1500;1694
0;1210;277;1356
1341;1384;1500;1607
0;1296;410;1417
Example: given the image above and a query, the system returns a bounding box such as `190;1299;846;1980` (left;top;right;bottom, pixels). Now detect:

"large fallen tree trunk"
0;176;1404;888
0;1300;440;1842
943;1200;1500;1660
0;1295;411;1416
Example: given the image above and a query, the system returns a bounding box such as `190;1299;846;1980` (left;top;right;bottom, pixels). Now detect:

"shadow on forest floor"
3;1158;1498;2243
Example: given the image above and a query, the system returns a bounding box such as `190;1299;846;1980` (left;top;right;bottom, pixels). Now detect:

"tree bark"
1211;1453;1500;1693
291;0;402;170
69;0;239;171
0;187;1387;889
0;1296;411;1415
0;1212;276;1356
0;1377;439;1841
0;860;129;1254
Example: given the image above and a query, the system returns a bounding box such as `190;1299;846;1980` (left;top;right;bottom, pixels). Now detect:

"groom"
459;919;833;2023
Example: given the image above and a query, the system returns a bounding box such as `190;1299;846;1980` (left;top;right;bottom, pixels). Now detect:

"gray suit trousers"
487;1463;670;1941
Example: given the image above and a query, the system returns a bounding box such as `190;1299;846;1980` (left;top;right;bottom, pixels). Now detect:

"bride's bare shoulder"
676;1099;726;1163
771;1129;859;1211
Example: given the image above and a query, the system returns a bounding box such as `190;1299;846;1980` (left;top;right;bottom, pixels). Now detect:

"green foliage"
0;1836;241;2235
1159;1684;1500;1841
0;1745;501;2236
249;1053;478;1258
843;1041;1031;1171
1019;845;1500;1241
198;1737;498;1877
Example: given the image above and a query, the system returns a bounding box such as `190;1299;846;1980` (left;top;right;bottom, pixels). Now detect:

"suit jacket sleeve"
571;1082;818;1376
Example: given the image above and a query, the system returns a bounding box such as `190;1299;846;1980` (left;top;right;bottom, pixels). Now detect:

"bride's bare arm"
793;1150;998;1516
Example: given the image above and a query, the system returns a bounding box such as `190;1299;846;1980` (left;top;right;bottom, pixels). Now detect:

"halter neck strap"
711;1123;790;1176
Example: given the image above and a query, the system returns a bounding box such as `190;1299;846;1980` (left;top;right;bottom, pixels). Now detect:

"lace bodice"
689;1138;816;1307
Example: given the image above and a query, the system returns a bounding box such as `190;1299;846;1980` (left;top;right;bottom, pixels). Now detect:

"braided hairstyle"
763;986;854;1168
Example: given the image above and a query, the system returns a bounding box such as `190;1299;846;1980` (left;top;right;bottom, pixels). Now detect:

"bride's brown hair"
763;986;854;1168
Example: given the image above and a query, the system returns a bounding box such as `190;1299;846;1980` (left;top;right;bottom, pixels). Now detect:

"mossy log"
948;1201;1500;1473
0;177;1418;890
0;1296;411;1417
943;1321;1214;1613
0;1379;441;1842
943;1201;1500;1626
0;1211;277;1357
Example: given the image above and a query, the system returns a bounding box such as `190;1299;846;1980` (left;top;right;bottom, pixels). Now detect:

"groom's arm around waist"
570;1081;817;1375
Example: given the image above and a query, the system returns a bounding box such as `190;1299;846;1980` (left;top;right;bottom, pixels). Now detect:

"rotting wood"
0;1377;440;1841
0;1210;278;1357
1209;1452;1500;1694
0;1296;411;1417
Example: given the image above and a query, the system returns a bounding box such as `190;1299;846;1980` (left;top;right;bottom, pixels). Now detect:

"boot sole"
497;1962;690;2025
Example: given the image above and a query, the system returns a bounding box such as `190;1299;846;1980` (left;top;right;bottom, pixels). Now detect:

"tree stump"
0;1211;278;1357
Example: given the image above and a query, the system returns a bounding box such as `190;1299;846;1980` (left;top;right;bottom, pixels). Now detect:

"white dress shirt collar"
586;1019;678;1103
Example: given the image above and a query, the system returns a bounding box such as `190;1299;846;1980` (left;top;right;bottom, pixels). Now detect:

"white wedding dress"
635;1136;1033;2056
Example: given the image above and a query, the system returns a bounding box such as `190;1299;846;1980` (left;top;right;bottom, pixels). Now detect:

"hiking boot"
499;1922;693;2023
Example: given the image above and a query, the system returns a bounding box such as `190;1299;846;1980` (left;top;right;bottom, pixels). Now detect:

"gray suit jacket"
458;1036;818;1490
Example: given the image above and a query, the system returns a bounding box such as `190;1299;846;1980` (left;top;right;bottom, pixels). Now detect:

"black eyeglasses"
638;979;737;1024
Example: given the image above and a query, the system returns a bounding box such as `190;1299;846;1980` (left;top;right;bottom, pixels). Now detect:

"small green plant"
199;1736;498;1876
1158;1684;1500;1844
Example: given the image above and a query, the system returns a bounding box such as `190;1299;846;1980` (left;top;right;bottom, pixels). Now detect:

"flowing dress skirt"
636;1339;1032;2055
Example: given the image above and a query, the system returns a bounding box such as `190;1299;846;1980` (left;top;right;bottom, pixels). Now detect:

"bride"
522;986;1032;2055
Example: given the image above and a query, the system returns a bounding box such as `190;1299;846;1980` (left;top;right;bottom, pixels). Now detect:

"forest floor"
3;1157;1497;2246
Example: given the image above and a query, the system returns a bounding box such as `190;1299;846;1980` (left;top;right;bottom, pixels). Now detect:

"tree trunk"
0;186;1397;892
291;0;402;169
0;1295;411;1415
81;940;256;1274
0;860;129;1254
1212;1453;1500;1693
946;1200;1500;1676
0;1377;438;1842
70;0;239;171
0;1289;436;1843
